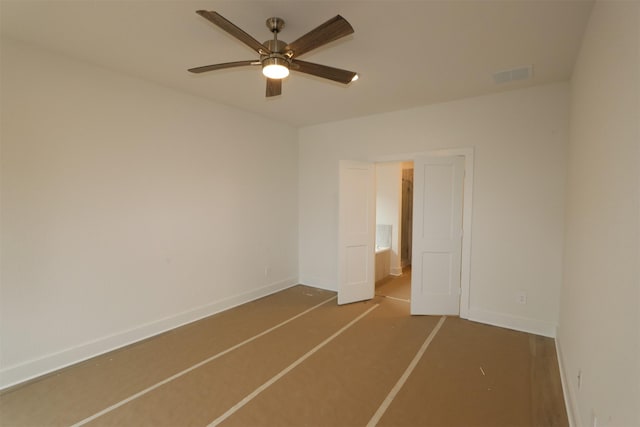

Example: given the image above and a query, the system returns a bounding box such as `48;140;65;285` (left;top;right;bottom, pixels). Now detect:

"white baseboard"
298;275;337;292
555;333;579;427
390;267;403;276
0;277;297;390
467;308;557;338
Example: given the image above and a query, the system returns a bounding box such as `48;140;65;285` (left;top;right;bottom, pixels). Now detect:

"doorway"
374;161;413;304
337;148;473;318
401;167;413;269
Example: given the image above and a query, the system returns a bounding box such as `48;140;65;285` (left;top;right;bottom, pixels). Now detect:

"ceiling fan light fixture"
262;57;289;79
190;11;357;96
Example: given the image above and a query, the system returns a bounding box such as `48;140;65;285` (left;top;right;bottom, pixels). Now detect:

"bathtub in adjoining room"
375;246;390;282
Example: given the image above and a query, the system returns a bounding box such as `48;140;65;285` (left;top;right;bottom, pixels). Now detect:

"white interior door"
338;160;375;305
411;155;465;315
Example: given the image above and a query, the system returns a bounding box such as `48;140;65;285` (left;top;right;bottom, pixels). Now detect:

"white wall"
299;83;569;336
375;162;402;275
0;38;299;389
558;1;640;426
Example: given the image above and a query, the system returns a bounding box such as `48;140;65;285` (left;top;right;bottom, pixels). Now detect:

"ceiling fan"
188;11;358;97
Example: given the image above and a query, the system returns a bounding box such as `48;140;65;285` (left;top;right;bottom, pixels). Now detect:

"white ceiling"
0;0;594;127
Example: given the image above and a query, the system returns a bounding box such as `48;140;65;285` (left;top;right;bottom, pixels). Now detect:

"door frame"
372;148;474;319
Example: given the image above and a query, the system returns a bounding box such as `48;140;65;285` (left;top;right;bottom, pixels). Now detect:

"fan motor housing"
261;39;291;67
263;39;287;53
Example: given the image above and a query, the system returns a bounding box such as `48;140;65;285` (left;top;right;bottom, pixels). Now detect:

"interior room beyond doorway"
375;161;413;289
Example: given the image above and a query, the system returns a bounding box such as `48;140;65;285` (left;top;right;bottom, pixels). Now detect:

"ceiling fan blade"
266;78;282;97
196;10;270;55
285;15;354;58
292;60;357;84
188;60;258;74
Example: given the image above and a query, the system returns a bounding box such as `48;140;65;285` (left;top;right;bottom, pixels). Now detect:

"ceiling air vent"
492;65;533;84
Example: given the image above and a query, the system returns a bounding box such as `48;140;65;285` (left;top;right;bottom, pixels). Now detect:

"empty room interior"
1;1;639;426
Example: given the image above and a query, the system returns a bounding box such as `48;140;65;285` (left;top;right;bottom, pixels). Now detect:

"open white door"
338;160;375;305
411;155;465;315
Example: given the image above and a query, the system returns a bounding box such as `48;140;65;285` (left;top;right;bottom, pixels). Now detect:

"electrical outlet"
517;291;527;304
